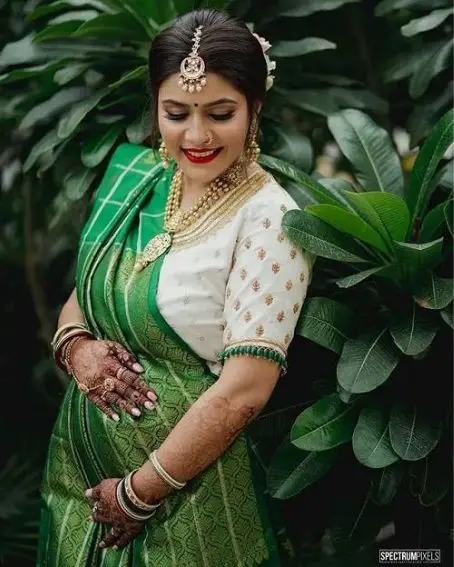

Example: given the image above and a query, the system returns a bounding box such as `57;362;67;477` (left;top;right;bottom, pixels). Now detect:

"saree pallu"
37;144;286;567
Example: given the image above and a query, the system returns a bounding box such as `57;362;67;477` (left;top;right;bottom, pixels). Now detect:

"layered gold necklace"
134;161;247;272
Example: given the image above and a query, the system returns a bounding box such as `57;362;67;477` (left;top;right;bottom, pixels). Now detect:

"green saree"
37;143;286;567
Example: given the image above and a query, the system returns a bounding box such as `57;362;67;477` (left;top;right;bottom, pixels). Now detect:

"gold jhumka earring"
159;141;170;169
244;115;260;164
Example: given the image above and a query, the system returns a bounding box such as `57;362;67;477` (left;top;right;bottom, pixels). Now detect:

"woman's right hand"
67;338;157;421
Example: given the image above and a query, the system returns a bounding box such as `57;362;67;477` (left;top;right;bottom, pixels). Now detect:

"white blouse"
157;169;312;375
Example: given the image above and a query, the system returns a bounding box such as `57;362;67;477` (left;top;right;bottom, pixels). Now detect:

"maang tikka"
178;25;207;93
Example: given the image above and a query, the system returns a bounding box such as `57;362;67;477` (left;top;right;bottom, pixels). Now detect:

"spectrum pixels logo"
379;549;442;564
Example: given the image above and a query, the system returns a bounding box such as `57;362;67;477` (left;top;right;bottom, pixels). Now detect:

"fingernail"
85;489;93;497
133;363;144;372
144;401;155;410
131;408;141;417
112;413;120;422
147;391;157;401
99;542;105;548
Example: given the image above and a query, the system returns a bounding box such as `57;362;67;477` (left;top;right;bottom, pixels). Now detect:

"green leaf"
352;405;399;468
337;329;400;394
282;210;371;263
291;393;358;451
268;126;313;173
336;265;393;289
108;66;147;89
375;0;448;16
306;204;389;253
325;87;389;114
19;87;89;130
57;88;110;139
63;168;97;201
73;12;150;41
270;38;336;58
402;8;453;37
328;109;404;196
407;109;454;225
276;0;360;18
276;87;340;117
126;110;152;144
296;297;355;354
266;439;339;499
0;61;65;85
440;304;453;329
81;124;123;168
344;192;410;251
409;39;454;99
438;160;453;190
383;41;447;84
410;449;450;506
54;62;90;85
0;34;48;68
34;21;84;42
444;199;453;238
259;154;342;206
389;401;443;461
371;463;403;505
394;238;444;287
414;273;454;310
420;199;453;242
390;302;439;356
23;128;62;172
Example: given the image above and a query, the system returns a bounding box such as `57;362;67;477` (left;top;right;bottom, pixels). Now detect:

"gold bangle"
124;470;162;512
148;451;186;490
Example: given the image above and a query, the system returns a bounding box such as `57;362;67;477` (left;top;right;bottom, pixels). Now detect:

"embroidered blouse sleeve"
220;196;311;374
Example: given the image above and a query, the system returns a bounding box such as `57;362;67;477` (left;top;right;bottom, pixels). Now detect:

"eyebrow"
162;98;238;108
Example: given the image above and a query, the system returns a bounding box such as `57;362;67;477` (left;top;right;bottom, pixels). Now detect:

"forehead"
158;72;245;104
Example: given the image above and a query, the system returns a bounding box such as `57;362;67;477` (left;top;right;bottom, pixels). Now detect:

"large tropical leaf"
282;209;371;263
328;109;404;196
337;329;400;393
410;448;451;506
393;238;444;287
414;273;454;310
306;203;389;254
371;462;403;505
352;405;399;468
295;297;355;354
291;393;358;451
73;12;151;41
409;39;453;99
266;438;339;499
420;198;453;242
401;8;454;37
270;38;336;58
407;109;454;226
275;0;361;18
57;87;110;139
389;401;443;461
390;302;439;355
336;265;393;289
81;123;124;168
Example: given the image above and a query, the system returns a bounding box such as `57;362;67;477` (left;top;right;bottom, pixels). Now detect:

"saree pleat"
37;143;283;567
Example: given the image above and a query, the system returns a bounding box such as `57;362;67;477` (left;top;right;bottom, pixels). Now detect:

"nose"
185;115;212;147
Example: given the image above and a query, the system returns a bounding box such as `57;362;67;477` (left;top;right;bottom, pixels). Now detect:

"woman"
38;8;311;567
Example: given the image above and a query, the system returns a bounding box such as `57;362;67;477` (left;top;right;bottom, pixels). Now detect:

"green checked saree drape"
37;143;284;567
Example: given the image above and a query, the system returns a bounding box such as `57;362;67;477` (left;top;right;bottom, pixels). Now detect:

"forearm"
58;288;85;327
133;358;279;503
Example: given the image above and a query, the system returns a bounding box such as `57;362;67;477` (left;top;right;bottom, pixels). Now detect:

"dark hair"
147;9;267;144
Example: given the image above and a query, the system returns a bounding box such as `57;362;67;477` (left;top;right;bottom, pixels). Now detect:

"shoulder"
106;142;160;172
241;170;300;231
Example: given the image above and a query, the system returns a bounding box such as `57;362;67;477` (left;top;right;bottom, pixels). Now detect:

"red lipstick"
182;148;223;164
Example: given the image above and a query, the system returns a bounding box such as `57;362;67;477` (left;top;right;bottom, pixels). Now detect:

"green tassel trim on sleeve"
219;345;288;375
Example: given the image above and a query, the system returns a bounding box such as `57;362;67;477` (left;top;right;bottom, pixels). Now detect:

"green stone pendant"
134;232;172;272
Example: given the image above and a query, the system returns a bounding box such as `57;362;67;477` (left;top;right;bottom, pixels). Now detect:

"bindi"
194;103;199;107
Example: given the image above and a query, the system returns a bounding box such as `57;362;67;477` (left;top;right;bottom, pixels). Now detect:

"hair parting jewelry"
148;450;186;490
178;25;207;93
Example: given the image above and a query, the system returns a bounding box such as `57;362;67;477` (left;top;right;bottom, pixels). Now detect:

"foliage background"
0;0;452;565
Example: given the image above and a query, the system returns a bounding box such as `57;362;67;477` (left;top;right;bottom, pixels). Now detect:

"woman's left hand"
85;479;144;549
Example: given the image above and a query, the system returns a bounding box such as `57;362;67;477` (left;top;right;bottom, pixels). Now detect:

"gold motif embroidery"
263;218;271;229
183;296;191;305
226;328;232;341
252;279;260;292
284;334;291;344
257;248;266;260
234;299;241;311
272;263;280;274
244;311;252;322
265;294;274;305
293;303;300;314
285;280;293;291
256;324;264;337
277;311;285;322
240;268;247;280
224;338;287;357
244;237;252;249
280;204;288;213
300;271;306;282
277;232;284;242
290;249;297;260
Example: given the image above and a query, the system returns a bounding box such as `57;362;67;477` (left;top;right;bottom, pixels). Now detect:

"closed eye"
166;112;187;121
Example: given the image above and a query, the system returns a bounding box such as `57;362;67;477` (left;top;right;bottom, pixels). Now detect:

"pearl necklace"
134;161;246;272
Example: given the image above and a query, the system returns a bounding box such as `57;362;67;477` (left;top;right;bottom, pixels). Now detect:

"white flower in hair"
252;32;276;91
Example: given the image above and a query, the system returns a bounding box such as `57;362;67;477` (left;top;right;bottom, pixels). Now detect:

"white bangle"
149;450;186;490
